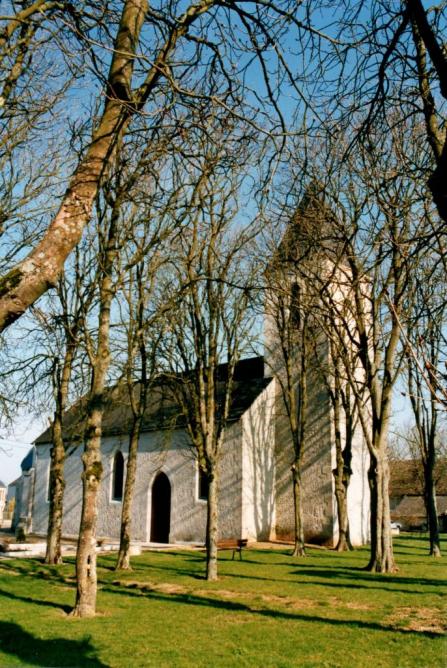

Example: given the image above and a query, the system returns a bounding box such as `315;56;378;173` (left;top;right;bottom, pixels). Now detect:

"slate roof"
0;480;6;488
20;448;35;471
276;182;345;266
35;356;272;446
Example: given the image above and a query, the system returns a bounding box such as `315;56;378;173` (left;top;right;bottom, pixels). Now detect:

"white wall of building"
241;379;276;541
31;367;369;546
347;421;370;546
33;419;245;543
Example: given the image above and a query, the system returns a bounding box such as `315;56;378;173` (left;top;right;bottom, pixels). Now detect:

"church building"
26;192;371;547
28;352;369;546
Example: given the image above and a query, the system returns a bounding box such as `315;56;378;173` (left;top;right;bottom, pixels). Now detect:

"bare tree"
43;250;96;564
158;126;258;580
0;0;331;331
114;260;162;570
71;182;124;617
403;266;446;556
113;173;178;569
325;337;358;552
325;0;447;222
71;123;183;612
287;119;430;572
264;255;313;557
70;137;155;615
263;179;364;555
0;245;94;559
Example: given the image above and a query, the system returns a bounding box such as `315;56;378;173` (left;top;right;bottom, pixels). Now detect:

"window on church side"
112;451;124;501
198;467;209;501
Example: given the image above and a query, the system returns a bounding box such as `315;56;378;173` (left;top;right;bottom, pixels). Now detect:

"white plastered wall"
241;379;276;541
328;276;371;547
347;420;370;545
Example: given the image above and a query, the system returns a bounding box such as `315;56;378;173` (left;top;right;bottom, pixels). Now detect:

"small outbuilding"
389;459;447;531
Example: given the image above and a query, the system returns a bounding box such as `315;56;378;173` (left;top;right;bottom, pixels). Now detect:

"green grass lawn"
0;535;445;667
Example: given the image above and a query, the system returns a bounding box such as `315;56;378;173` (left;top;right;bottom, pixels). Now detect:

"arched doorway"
150;472;171;543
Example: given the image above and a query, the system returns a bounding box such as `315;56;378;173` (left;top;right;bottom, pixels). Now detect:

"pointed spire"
278;180;342;264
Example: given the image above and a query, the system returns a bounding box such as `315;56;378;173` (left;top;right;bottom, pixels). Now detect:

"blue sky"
0;415;46;485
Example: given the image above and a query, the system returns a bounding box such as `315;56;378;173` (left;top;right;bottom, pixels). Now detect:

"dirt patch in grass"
113;578;318;609
150;582;188;595
261;593;316;609
386;606;447;634
196;588;239;600
327;595;374;611
112;579;339;613
0;566;20;575
200;589;371;613
113;579;188;596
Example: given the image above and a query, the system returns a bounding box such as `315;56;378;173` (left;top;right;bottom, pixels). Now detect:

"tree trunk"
45;344;75;564
205;472;218;581
334;467;353;552
424;462;441;557
291;463;306;557
332;392;353;552
116;420;141;570
70;422;103;618
366;455;396;572
0;0;148;331
70;216;116;614
428;146;447;224
406;0;447;223
44;414;65;564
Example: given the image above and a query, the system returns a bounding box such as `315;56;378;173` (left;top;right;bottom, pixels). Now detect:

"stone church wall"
264;303;336;545
32;421;244;544
273;366;335;545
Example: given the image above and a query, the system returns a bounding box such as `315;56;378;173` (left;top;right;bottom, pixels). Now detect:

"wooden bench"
216;538;248;560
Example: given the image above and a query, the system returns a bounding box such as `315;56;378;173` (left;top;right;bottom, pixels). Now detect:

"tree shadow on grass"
0;621;109;667
292;567;446;591
287;577;443;597
113;560;207;580
0;561;70;585
257;572;438;595
2;556;444;604
102;581;445;639
120;559;444;594
127;560;294;584
392;548;442;558
0;587;72;613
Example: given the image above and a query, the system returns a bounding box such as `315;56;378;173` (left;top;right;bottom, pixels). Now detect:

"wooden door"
150;472;171;543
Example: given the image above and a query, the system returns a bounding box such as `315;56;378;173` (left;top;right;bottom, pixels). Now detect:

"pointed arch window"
112;451;124;501
198;467;209;501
